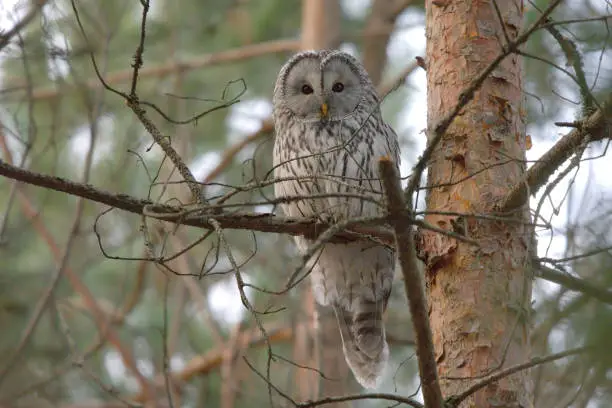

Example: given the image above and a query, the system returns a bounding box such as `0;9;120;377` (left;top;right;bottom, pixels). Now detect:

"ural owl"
272;50;400;388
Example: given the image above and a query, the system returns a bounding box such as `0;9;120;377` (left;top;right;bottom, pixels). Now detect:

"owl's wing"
382;122;401;169
323;120;400;219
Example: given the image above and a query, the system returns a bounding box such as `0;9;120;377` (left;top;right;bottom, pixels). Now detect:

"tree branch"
201;119;273;183
245;355;424;408
128;100;203;202
536;264;612;305
130;322;414;404
379;61;419;101
446;346;591;407
362;0;416;85
500;94;612;211
5;39;300;101
379;157;443;408
297;393;423;408
0;0;48;51
0;159;393;243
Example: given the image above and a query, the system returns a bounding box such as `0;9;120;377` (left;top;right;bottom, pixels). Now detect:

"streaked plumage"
272;50;400;388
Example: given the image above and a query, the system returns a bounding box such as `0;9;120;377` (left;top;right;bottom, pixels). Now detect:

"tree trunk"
422;1;533;407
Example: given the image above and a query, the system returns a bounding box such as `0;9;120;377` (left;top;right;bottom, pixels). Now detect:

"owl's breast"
273;113;395;221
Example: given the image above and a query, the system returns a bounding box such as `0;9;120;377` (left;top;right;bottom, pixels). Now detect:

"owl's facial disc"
320;58;364;121
280;57;326;122
280;54;365;123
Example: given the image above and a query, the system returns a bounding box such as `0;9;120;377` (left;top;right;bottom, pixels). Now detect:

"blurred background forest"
0;0;611;407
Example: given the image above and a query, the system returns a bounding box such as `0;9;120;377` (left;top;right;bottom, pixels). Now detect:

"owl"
272;50;400;389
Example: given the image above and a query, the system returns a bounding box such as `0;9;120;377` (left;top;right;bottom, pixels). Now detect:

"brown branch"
378;61;419;101
537;264;612;305
6;39;300;101
0;158;395;242
296;393;423;408
131;322;413;403
201;119;273;183
128;100;203;202
362;0;416;85
0;136;156;402
500;94;612;211
378;157;443;408
446;346;591;407
245;356;424;408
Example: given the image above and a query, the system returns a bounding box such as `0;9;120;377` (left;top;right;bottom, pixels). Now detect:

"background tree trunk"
295;0;356;404
422;0;533;406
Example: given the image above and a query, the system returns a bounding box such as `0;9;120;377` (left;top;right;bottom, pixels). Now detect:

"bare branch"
297;393;424;408
379;61;419;101
5;39;300;101
129;101;203;202
379;157;443;408
201;119;274;183
537;264;612;306
446;346;592;408
0;0;48;51
500;94;612;211
0;159;394;242
362;0;416;85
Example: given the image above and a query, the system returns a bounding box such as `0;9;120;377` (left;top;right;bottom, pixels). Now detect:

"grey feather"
272;50;400;389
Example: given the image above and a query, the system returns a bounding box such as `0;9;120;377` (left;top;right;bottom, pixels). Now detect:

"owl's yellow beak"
320;103;329;118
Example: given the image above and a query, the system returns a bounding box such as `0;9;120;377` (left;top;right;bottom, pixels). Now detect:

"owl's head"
273;50;376;122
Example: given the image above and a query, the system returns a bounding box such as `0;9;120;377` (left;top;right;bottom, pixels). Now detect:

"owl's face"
274;51;368;122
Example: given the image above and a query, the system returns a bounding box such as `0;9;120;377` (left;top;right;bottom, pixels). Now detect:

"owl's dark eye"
301;84;314;94
332;82;344;93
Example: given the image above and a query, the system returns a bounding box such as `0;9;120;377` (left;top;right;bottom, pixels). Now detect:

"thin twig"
379;61;420;101
6;39;301;101
297;393;424;408
0;183;84;387
539;245;612;264
0;109;157;402
500;94;612;211
446;346;592;407
244;356;424;408
0;0;48;51
202;119;274;183
362;0;416;85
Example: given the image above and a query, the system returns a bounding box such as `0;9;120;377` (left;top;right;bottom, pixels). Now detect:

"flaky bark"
422;1;533;407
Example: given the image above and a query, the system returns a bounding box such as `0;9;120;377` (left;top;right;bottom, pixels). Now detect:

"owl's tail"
333;300;389;389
